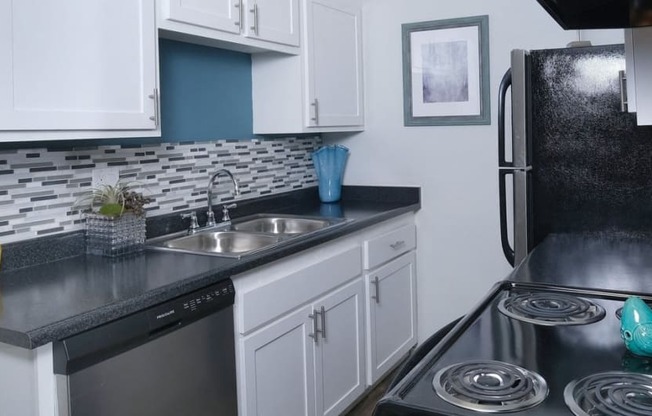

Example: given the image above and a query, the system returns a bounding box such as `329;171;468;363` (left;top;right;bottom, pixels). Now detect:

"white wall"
326;0;585;342
580;29;625;45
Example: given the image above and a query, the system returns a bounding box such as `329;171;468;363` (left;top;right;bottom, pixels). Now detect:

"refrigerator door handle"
499;169;515;266
498;69;513;168
499;166;531;267
498;68;515;266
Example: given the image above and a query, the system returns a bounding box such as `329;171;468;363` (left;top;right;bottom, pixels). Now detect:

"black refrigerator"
498;44;652;266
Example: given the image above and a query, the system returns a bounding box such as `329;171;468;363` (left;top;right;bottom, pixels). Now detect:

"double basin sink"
148;214;349;258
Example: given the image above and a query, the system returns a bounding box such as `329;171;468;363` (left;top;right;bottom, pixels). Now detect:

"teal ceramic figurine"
621;297;652;357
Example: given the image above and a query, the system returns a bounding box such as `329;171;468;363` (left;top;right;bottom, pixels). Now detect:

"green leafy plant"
75;181;151;218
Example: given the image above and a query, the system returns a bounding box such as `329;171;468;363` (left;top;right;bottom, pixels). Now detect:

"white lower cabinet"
241;304;317;416
314;279;365;416
365;252;417;385
234;214;417;415
234;243;364;416
239;278;364;416
0;343;57;416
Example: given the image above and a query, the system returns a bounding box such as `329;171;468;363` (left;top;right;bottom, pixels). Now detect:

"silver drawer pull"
234;0;242;27
390;240;405;250
311;99;320;125
148;88;159;127
250;4;259;36
619;70;628;112
371;276;380;303
320;306;326;340
308;309;322;344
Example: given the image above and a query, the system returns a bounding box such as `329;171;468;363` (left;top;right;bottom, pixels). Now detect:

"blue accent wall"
159;39;254;141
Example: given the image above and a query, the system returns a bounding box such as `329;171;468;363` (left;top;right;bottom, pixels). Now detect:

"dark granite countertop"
508;233;652;295
0;186;420;349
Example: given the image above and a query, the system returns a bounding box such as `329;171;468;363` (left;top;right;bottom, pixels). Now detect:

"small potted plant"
76;181;151;257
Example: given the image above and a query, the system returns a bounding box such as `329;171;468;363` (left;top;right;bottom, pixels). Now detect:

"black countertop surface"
0;186;420;349
509;233;652;295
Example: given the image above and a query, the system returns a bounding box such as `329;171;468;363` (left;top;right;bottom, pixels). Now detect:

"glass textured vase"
85;212;146;257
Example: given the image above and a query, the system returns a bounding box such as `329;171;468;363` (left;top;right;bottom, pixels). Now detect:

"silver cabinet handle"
371;276;380;304
148;89;159;127
320;306;326;340
390;240;405;250
249;3;259;36
311;99;319;125
619;70;628;112
234;0;242;27
308;309;322;344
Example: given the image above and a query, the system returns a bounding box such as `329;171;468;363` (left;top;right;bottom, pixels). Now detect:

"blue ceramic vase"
312;145;349;203
621;297;652;357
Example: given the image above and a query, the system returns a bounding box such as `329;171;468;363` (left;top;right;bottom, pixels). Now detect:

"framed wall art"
402;15;490;126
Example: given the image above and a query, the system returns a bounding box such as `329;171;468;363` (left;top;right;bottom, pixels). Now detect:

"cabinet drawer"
238;246;362;334
363;224;416;270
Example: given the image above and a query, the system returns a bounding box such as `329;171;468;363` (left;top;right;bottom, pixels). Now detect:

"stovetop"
377;282;652;415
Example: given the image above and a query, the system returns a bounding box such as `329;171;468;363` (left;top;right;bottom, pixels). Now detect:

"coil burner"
432;360;548;413
565;371;652;416
498;292;606;326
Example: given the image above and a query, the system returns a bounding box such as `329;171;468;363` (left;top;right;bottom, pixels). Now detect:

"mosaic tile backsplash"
0;137;321;243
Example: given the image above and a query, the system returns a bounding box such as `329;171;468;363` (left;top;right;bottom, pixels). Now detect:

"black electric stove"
374;281;652;415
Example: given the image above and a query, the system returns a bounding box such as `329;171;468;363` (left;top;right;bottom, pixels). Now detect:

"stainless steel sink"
232;215;334;235
160;231;278;257
148;214;349;258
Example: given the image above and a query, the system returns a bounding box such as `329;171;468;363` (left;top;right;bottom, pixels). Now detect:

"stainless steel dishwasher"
53;279;237;416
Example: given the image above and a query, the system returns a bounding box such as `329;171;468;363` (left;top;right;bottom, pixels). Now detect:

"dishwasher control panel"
182;283;234;312
147;279;235;332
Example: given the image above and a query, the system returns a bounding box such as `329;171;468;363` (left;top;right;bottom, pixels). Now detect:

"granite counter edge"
15;202;420;349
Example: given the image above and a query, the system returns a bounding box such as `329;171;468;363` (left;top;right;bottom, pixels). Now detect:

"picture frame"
402;15;490;126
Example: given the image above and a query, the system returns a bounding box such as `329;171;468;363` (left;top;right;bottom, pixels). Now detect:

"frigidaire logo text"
156;309;176;320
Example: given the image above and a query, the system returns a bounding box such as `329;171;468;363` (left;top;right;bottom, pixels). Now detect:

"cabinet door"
313;278;365;416
0;0;157;132
164;0;241;34
245;0;300;46
241;305;316;416
367;252;417;385
306;0;363;128
628;27;652;125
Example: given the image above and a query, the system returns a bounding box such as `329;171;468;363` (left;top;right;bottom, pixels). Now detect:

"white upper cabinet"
158;0;300;54
165;0;241;34
625;27;652;125
252;0;364;134
305;0;363;128
243;0;300;47
0;0;159;141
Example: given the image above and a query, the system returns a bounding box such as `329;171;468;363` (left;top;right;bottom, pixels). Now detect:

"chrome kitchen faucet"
206;169;240;227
